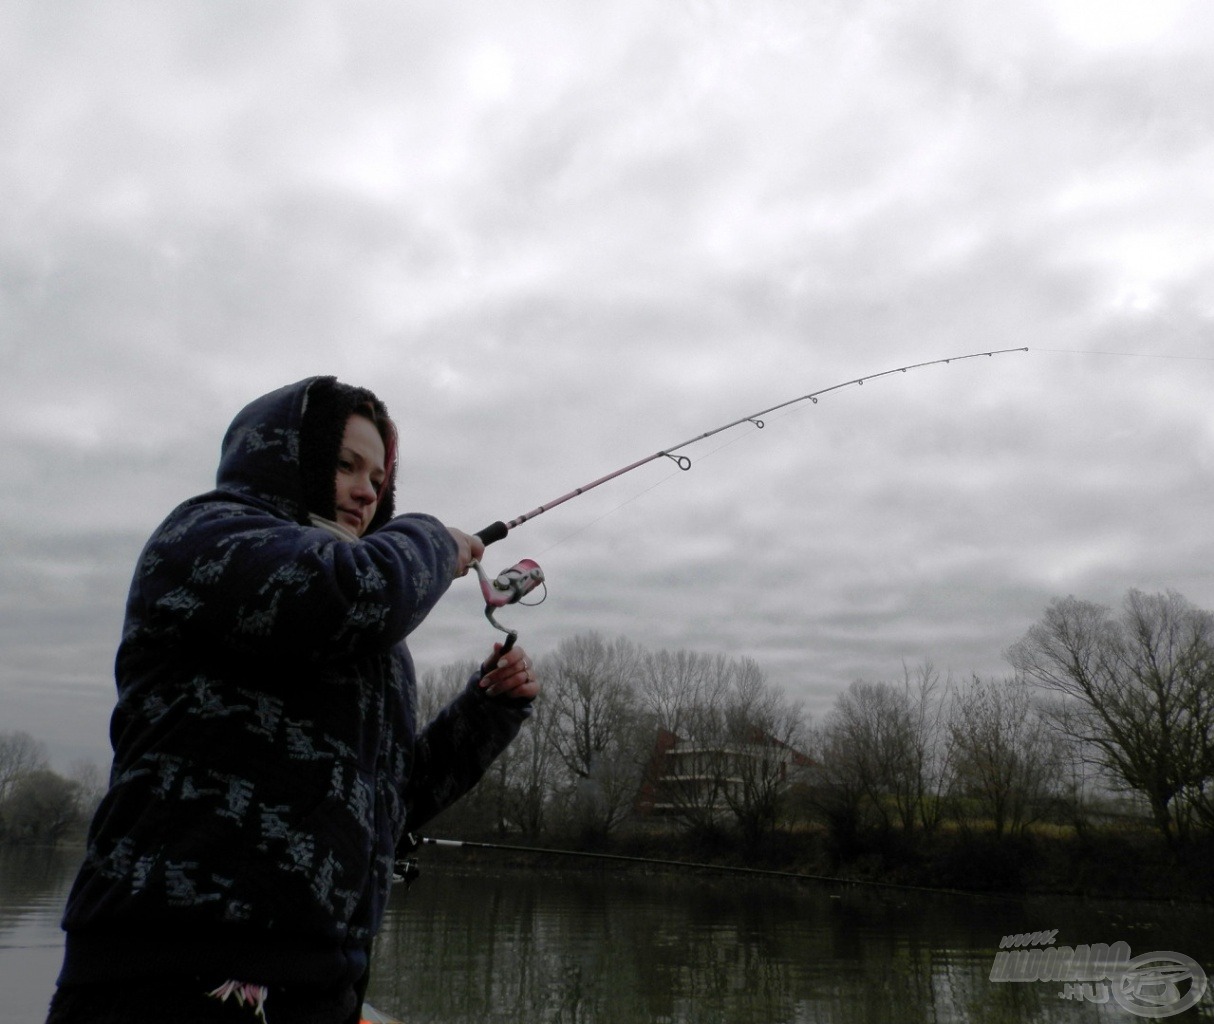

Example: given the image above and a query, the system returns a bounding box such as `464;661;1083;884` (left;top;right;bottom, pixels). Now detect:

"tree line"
425;588;1214;862
9;587;1213;877
0;731;104;846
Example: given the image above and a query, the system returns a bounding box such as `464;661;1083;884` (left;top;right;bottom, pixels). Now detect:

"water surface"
4;847;1212;1023
366;857;1214;1023
0;847;76;1024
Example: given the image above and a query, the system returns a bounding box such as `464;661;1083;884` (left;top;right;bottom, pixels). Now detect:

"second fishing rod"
467;347;1029;647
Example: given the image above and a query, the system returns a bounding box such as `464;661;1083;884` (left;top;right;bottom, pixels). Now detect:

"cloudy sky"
3;0;1213;770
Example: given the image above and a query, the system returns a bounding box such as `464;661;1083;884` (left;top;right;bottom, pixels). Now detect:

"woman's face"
334;413;386;536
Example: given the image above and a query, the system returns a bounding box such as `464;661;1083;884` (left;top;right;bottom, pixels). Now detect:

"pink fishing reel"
477;558;545;609
471;557;546;652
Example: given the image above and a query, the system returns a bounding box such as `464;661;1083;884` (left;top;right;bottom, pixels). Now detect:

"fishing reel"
393;832;422;888
471;557;546;654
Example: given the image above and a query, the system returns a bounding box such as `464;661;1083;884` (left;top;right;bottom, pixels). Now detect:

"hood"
216;376;398;534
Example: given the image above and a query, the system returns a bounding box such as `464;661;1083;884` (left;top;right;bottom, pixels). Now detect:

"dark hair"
300;378;397;528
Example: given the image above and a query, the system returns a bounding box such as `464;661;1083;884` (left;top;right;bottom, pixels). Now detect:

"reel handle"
476;521;508;545
478;632;516;690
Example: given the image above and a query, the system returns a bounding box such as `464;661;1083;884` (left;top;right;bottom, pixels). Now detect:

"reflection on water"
0;847;78;1024
3;848;1213;1023
368;862;1214;1024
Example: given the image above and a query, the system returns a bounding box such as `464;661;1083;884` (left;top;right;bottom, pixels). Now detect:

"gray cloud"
3;0;1213;769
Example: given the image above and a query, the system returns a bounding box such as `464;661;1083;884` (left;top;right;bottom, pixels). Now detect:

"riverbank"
414;825;1214;903
22;820;1214;903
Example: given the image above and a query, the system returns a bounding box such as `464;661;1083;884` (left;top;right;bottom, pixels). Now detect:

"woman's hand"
479;642;540;699
447;527;486;578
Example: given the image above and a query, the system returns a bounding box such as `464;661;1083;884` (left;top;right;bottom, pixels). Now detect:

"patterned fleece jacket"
56;377;531;990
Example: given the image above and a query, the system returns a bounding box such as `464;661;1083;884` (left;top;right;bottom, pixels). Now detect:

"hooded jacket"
57;377;530;990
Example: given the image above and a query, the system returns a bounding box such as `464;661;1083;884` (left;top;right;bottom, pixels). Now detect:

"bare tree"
0;731;49;804
815;675;946;835
898;662;954;834
635;649;734;833
542;633;645;835
719;658;807;849
948;675;1062;837
806;715;868;853
68;759;108;820
637;648;726;739
1008;590;1214;846
497;701;556;836
416;659;479;723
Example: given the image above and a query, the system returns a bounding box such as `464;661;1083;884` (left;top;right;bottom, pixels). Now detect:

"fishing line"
534;423;777;556
534;393;836;557
533;472;685;557
476;347;1029;547
397;835;1021;903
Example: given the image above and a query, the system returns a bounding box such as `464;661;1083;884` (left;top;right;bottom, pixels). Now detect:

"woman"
47;377;538;1023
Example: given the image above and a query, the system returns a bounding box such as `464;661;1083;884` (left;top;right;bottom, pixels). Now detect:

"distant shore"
410;825;1214;904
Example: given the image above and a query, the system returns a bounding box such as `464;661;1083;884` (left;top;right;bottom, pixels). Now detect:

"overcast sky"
3;0;1213;770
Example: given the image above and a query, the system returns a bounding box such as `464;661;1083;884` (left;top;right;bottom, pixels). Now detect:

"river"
3;845;1212;1022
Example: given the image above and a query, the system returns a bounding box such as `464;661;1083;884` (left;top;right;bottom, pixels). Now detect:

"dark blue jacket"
58;378;530;989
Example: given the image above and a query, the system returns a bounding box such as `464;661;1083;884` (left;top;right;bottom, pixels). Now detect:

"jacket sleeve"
129;499;459;660
402;673;533;831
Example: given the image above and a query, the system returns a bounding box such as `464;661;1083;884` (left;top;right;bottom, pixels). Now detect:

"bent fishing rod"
469;347;1028;646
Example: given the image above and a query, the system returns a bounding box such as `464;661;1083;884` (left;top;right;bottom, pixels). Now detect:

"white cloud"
1048;0;1200;49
